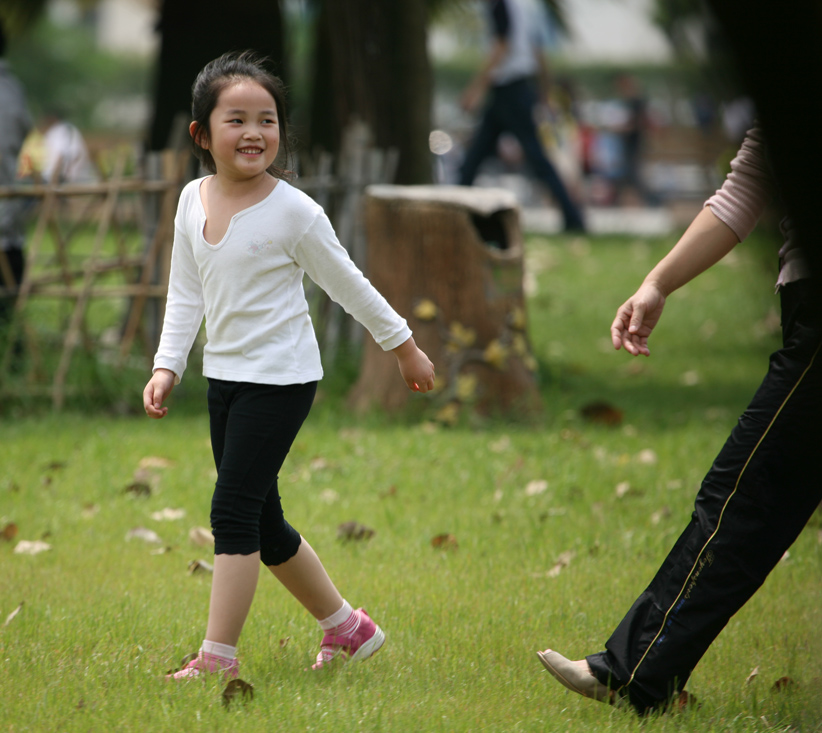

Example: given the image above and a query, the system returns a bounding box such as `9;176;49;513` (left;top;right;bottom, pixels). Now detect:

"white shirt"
154;177;411;385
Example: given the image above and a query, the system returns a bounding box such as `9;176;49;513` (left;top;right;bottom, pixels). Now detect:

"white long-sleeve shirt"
153;177;411;385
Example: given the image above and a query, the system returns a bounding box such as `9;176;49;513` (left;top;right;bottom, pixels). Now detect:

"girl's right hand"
610;282;666;357
143;368;176;418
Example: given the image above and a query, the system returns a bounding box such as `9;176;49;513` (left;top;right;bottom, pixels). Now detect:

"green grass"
2;232;821;732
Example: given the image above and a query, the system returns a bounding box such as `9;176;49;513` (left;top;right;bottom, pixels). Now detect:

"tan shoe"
536;649;613;703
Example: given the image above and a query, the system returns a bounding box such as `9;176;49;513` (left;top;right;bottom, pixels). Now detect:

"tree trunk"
148;0;287;152
307;0;433;185
348;185;543;419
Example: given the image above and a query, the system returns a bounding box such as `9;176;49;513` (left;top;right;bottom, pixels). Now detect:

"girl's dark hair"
190;50;292;179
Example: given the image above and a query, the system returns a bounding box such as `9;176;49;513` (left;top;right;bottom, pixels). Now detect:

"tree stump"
348;184;543;419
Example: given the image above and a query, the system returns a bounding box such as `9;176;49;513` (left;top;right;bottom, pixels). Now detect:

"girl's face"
193;80;280;181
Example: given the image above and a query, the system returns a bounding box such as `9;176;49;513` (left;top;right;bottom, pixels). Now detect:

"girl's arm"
611;206;739;356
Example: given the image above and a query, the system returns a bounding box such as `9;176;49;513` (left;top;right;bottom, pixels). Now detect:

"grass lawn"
2;230;820;732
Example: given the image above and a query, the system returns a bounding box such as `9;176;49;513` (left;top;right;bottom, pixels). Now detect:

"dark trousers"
207;379;316;565
587;279;822;714
458;78;585;231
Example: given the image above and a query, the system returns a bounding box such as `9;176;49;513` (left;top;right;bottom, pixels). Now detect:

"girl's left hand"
393;337;435;393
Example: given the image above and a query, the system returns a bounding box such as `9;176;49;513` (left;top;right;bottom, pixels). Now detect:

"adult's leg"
587;280;822;713
497;81;585;231
205;380;317;646
458;96;504;186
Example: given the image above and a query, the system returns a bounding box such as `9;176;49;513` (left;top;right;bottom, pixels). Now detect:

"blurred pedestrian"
458;0;585;232
537;126;820;714
0;19;33;332
39;108;98;184
143;52;435;680
611;73;659;207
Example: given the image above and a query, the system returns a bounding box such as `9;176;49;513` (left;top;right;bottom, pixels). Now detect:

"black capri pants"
207;378;317;566
587;278;822;714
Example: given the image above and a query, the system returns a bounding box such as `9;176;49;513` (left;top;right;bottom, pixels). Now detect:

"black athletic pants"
587;278;822;714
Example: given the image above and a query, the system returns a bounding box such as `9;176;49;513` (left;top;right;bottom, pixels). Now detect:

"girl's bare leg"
205;552;261;646
266;538;343;619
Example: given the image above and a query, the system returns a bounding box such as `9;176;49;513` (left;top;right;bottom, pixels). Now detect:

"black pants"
207;379;316;566
587;279;822;714
458;78;585;231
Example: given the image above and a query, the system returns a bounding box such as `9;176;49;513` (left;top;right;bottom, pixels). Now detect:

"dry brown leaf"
745;666;760;684
222;678;254;708
580;401;623;426
279;637;290;649
188;559;214;575
1;522;18;541
431;533;458;551
125;527;163;544
124;482;151;497
772;676;797;692
4;601;24;627
189;527;214;546
14;540;51;555
337;521;375;541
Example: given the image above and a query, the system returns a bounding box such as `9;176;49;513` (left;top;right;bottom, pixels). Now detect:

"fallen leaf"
337;521;375;541
636;449;658;465
580;401;623;426
279;637;290;649
188;559;214;575
4;601;24;627
189;527;214;546
2;522;18;541
772;676;797;692
125;527;163;544
222;678;254;708
651;507;672;525
745;666;760;684
149;546;173;555
14;540;51;555
488;436;511;453
124;482;151;497
310;457;329;471
431;533;458;550
615;481;631;498
525;479;549;497
319;489;339;504
150;508;186;521
546;550;575;578
139;456;175;469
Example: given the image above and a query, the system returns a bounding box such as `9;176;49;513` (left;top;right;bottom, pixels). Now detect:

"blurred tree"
147;0;286;151
306;0;432;184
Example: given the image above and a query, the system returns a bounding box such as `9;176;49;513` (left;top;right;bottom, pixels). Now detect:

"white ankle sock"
319;600;355;632
201;640;237;661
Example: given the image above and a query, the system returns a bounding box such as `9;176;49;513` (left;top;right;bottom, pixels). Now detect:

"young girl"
143;51;435;680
